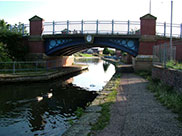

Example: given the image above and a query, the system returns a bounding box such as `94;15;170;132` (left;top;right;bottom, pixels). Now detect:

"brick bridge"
26;13;182;66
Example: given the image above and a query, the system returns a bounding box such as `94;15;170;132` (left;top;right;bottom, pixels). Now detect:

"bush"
0;30;29;61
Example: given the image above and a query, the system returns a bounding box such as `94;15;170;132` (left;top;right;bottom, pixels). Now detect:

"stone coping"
62;73;117;136
0;65;88;83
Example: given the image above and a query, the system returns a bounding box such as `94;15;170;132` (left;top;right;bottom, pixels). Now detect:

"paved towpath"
95;73;182;136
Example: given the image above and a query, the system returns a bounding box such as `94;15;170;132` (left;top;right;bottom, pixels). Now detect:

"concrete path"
95;73;182;136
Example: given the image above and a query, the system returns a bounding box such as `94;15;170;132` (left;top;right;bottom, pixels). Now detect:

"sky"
0;0;181;25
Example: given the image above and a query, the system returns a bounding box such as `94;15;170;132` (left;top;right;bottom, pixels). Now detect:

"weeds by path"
136;71;182;122
90;73;121;132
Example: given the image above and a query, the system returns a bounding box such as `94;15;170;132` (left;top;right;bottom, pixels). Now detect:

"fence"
43;20;140;35
0;60;63;74
9;20;182;38
153;43;176;67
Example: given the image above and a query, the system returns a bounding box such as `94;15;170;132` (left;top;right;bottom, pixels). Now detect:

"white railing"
9;20;182;38
43;20;182;38
43;20;140;35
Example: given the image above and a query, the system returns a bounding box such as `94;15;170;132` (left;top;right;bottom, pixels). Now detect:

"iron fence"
0;60;63;74
153;43;176;67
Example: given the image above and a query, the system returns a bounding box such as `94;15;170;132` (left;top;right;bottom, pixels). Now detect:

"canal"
0;58;115;136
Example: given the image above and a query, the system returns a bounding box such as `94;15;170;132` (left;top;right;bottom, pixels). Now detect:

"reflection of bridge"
26;13;182;66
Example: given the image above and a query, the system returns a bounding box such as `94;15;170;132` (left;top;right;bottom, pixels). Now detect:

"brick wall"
152;66;182;93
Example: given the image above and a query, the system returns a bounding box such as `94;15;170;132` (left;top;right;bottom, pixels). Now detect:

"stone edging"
62;73;118;136
0;66;88;83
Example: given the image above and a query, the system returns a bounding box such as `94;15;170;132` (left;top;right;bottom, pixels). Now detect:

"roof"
140;14;157;20
29;15;43;21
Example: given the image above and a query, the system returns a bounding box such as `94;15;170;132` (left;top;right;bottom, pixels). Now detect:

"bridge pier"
133;14;157;71
27;15;74;66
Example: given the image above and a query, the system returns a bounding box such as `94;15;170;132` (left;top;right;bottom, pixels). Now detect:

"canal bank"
0;65;88;83
0;58;117;136
62;72;121;136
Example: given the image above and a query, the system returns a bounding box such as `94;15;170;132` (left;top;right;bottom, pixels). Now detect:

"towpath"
95;73;182;136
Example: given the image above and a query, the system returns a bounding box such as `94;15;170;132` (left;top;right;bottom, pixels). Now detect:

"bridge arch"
44;35;140;57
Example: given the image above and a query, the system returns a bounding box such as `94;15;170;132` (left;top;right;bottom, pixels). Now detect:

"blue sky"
0;0;182;25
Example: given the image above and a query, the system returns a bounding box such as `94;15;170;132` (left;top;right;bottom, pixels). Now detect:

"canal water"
0;58;115;136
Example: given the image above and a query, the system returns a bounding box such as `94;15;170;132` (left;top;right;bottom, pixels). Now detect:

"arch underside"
44;36;139;57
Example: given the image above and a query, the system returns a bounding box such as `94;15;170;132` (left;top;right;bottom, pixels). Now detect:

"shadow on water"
0;58;115;136
0;73;97;136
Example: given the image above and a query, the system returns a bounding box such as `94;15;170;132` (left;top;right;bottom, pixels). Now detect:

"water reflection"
73;58;116;91
103;62;110;72
0;81;97;136
0;58;115;136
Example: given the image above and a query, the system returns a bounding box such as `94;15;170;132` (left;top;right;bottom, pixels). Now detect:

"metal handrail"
9;20;182;38
0;60;63;74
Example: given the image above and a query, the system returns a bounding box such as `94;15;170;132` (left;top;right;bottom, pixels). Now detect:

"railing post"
96;20;99;34
81;20;84;34
35;61;38;71
67;20;69;34
180;23;182;38
53;21;55;35
22;24;25;35
18;25;20;33
127;20;130;34
9;25;12;32
164;44;167;68
13;61;16;74
112;20;114;34
164;22;166;37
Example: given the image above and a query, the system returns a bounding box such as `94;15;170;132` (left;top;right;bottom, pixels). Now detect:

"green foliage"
0;19;10;30
109;49;115;56
0;19;29;61
103;48;116;56
147;79;182;121
136;70;182;122
103;47;110;55
166;60;182;70
91;73;121;131
91;102;111;130
0;42;12;61
0;28;29;61
74;107;84;118
135;70;152;81
75;53;95;57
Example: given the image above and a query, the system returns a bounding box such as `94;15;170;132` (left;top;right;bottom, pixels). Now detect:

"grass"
90;73;121;131
74;53;96;57
74;107;84;118
136;70;182;122
166;60;182;70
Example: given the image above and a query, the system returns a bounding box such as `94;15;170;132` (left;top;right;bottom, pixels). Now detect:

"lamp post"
170;0;173;60
149;0;151;14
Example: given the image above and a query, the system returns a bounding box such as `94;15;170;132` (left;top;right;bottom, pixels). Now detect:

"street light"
149;0;151;14
170;0;173;60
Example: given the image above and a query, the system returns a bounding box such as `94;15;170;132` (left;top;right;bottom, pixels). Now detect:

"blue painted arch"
44;35;140;57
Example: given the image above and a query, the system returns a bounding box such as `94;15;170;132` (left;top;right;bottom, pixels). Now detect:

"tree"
0;42;11;61
0;20;29;61
103;47;110;55
0;19;10;30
